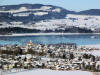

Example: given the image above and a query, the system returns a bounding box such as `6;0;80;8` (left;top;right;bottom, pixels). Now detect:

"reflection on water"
0;34;100;45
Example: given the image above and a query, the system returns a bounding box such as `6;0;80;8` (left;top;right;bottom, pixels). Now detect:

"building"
26;40;34;50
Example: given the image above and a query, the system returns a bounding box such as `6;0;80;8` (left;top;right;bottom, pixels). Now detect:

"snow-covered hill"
0;4;100;34
33;14;100;31
11;14;99;32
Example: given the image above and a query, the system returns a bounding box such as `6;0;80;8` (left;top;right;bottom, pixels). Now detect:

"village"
0;40;100;74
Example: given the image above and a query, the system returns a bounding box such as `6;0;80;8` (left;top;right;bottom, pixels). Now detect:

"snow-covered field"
32;14;100;31
84;44;100;49
81;44;100;56
8;69;95;75
90;50;100;56
1;14;100;31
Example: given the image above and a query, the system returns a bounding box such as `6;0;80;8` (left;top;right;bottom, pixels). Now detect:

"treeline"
0;26;93;35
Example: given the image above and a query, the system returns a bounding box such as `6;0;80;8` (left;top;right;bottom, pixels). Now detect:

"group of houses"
0;40;100;73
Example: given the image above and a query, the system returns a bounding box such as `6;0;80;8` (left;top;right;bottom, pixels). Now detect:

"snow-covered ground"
1;14;100;31
8;69;94;75
81;44;100;56
84;44;100;49
33;14;100;31
90;50;100;56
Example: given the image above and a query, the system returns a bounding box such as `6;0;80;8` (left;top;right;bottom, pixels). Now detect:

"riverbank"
1;33;100;36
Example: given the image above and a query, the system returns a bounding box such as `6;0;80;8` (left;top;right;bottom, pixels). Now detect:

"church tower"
26;40;34;49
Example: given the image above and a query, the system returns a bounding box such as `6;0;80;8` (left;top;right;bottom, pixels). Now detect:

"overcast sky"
0;0;100;11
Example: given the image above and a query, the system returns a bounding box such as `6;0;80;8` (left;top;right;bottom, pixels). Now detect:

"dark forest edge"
0;27;93;35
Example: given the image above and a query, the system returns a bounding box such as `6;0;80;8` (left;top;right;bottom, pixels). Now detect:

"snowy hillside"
1;14;100;32
66;14;100;30
0;4;100;34
28;14;100;31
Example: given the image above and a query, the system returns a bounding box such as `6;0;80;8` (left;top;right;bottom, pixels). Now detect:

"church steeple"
26;40;34;49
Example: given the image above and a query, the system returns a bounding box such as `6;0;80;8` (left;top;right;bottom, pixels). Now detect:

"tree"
70;53;74;59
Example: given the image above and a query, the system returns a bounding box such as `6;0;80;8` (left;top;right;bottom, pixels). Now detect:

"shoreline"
1;33;100;36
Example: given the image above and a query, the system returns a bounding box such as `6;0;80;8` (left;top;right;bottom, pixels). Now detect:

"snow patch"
90;50;100;56
19;7;28;11
0;7;28;13
40;6;52;10
34;12;48;16
8;69;93;75
52;8;61;13
13;13;30;17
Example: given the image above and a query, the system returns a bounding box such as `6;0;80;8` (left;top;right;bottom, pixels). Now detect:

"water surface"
0;34;100;45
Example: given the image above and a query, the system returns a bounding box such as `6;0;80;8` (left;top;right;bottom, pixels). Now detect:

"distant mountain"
0;4;100;34
0;4;75;23
78;9;100;15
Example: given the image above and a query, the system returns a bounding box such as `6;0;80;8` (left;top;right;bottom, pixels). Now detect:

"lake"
0;34;100;46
